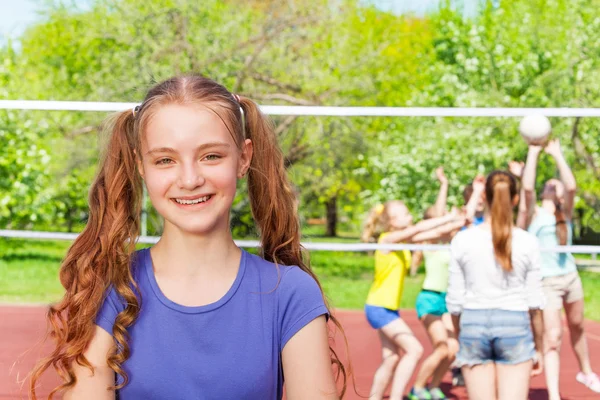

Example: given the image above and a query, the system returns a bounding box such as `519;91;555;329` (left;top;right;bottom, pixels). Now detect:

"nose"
177;162;205;190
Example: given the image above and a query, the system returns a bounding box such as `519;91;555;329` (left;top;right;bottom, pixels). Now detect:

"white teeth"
174;196;210;205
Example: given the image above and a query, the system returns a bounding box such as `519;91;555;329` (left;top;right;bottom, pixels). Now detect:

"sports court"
3;305;600;399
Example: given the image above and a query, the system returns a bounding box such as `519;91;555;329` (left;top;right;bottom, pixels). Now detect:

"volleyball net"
1;100;599;256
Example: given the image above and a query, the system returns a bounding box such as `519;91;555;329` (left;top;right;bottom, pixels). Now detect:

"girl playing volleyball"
362;200;466;400
447;170;545;400
30;75;344;399
519;139;600;399
409;167;469;400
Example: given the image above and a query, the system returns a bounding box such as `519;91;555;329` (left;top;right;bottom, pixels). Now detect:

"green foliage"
0;0;598;234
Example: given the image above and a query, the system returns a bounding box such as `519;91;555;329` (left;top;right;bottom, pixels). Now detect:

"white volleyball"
519;114;552;145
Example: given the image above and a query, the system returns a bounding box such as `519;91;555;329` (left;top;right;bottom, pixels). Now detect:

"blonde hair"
361;200;404;242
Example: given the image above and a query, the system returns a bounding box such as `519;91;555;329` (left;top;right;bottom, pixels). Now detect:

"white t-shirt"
446;225;545;314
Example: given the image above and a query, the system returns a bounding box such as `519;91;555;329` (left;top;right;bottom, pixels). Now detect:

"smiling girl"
30;75;344;399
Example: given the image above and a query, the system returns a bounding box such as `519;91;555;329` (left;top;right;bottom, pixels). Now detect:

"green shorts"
415;289;448;319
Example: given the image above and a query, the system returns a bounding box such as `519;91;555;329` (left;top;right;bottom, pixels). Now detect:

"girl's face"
138;104;252;236
541;178;564;203
387;202;413;230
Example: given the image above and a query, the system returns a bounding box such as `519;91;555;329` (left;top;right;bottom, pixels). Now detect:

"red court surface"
2;306;600;399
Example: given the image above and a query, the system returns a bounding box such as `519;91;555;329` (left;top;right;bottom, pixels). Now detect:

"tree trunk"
325;196;337;237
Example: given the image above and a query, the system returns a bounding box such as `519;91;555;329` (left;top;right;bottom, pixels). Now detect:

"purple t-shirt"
96;248;328;399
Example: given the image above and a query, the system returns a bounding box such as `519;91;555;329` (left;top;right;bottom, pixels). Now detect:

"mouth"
171;195;213;206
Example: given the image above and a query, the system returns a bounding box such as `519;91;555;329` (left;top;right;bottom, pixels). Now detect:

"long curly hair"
29;75;350;398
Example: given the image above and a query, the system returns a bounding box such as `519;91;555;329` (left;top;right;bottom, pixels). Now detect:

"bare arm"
545;139;576;220
509;161;529;229
463;175;485;222
410;217;467;243
451;314;461;339
529;309;544;376
446;237;465;334
63;326;116;400
434;167;449;217
529;309;544;356
380;212;457;244
282;316;338;399
410;251;423;277
521;146;543;228
526;238;545;376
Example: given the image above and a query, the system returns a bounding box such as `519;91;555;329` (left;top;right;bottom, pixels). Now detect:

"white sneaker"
576;372;600;393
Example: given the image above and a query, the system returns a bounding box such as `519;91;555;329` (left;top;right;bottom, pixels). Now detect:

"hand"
472;174;485;192
449;206;459;217
508;161;525;178
528;143;544;155
531;351;544;376
436;167;448;184
544;139;562;158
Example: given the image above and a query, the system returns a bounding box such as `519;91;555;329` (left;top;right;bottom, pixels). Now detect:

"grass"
1;236;600;322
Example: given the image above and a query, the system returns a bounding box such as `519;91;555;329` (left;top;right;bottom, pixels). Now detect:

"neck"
152;223;240;277
541;199;556;213
481;210;492;228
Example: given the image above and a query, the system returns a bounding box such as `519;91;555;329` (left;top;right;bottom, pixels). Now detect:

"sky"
0;0;482;41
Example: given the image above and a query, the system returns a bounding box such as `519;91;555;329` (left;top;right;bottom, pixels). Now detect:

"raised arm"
433;167;449;217
545;139;576;220
509;161;528;229
410;216;467;243
464;175;485;223
380;212;458;244
521;145;543;228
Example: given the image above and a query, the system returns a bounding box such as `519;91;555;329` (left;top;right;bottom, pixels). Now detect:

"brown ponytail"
485;171;518;272
30;110;143;398
555;203;568;245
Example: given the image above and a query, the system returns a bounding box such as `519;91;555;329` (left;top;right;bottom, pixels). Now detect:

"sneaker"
576;371;600;393
451;368;465;387
428;387;447;400
408;387;432;400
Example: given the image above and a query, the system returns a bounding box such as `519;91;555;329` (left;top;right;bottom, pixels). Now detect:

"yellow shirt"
365;233;412;310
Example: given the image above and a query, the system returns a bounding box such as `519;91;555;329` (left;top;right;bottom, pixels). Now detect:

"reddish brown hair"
554;204;568;245
30;75;348;398
485;171;518;272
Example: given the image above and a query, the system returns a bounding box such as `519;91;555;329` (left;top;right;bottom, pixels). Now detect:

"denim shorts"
455;309;536;367
415;290;448;319
365;305;400;329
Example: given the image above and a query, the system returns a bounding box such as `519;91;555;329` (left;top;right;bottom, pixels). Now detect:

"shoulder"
513;228;540;248
244;252;322;294
451;228;473;246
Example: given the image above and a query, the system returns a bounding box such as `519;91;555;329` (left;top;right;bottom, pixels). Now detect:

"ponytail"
361;204;386;243
239;97;350;397
30;110;143;398
485;171;518;272
238;97;300;265
555;203;568;245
